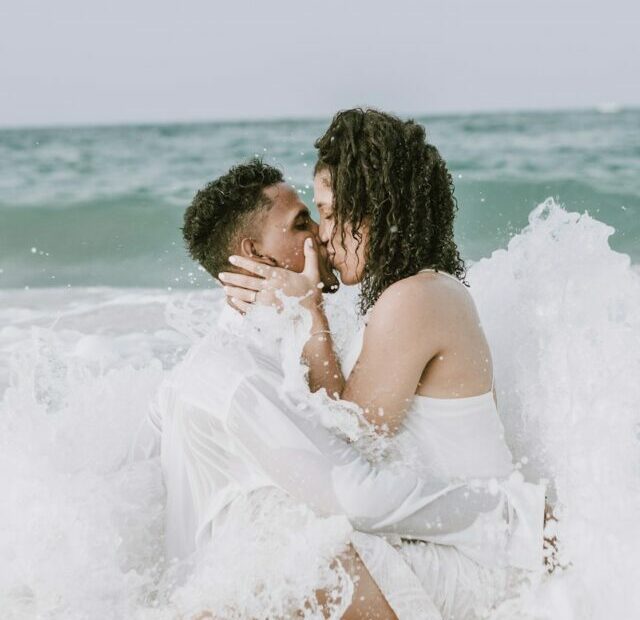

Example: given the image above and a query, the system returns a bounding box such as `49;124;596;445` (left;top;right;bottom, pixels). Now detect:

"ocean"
1;108;638;288
1;110;640;619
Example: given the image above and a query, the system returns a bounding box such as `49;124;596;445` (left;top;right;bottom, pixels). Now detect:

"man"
133;159;341;557
133;159;408;617
134;159;541;620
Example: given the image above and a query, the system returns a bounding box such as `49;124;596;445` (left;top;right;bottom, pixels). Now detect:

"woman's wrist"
299;285;324;311
307;302;329;331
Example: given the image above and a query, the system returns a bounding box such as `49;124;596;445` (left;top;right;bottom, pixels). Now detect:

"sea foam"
1;201;639;618
472;200;640;618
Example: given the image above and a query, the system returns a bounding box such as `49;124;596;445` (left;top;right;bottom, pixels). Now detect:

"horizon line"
0;102;636;132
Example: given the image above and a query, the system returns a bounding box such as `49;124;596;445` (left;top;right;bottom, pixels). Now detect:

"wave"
1;202;639;617
1;181;638;289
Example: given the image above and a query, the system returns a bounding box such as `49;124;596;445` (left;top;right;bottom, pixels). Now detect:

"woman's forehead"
313;169;332;187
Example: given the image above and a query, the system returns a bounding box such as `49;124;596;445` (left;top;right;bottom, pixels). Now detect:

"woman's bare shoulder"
380;271;467;304
371;273;472;329
369;273;449;325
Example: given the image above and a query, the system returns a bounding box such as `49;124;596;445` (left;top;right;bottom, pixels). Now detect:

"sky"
1;0;639;127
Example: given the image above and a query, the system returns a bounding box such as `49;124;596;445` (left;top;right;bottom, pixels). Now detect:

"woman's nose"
318;219;331;244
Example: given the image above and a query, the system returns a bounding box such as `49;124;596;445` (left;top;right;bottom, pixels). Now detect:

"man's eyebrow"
292;206;310;220
284;206;309;228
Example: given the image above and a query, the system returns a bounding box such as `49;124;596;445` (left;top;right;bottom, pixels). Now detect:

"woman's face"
313;169;367;285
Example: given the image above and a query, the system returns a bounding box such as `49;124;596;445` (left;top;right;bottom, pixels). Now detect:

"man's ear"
238;237;258;259
238;237;277;266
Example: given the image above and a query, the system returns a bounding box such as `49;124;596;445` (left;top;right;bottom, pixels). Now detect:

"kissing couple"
134;108;548;619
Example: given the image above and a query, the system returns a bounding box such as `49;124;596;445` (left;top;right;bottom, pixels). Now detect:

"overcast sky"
1;0;639;127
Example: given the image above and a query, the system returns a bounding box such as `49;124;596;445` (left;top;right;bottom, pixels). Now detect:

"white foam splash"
471;199;640;618
1;200;638;618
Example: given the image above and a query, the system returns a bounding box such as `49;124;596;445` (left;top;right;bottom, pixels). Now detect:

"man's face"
248;183;339;292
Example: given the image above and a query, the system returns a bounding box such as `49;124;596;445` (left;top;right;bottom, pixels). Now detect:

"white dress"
133;304;545;619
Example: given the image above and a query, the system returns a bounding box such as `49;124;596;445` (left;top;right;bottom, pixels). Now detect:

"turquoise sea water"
1;108;638;288
2;111;640;618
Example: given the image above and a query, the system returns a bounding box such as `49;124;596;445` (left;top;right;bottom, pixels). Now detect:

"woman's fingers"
230;297;252;313
226;297;246;315
219;271;265;291
228;255;280;277
224;284;281;311
223;285;257;303
302;237;320;282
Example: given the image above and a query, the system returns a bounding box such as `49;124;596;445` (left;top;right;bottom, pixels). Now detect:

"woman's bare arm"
303;278;441;435
302;300;345;397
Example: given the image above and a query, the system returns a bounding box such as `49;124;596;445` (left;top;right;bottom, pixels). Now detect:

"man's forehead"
263;181;297;203
262;182;306;217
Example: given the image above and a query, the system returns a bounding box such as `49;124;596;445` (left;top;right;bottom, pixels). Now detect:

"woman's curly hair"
314;108;466;314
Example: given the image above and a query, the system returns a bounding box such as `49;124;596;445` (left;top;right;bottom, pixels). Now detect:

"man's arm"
225;368;545;570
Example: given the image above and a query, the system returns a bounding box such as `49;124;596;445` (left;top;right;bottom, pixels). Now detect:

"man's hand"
219;237;322;313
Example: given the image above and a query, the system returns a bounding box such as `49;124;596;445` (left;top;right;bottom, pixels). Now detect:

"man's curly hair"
182;158;283;278
314;108;466;314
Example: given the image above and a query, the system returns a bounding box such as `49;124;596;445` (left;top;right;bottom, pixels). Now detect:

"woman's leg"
315;544;397;620
194;545;397;620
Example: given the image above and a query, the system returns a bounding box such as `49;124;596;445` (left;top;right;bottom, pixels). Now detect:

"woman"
221;109;546;618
